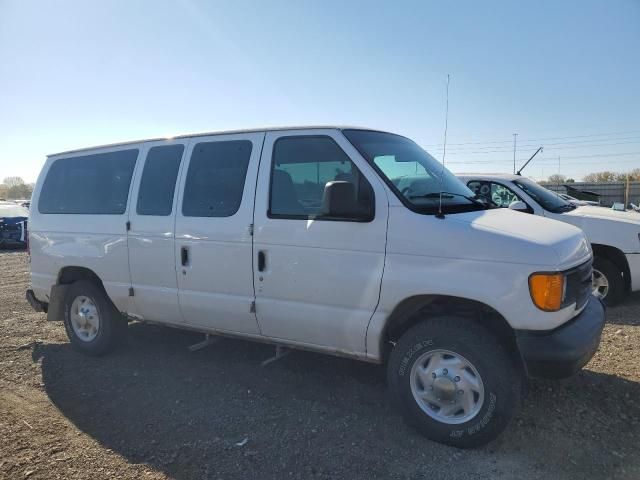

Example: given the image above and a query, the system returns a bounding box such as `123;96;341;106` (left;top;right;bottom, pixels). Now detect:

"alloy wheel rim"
410;349;485;425
592;269;609;299
70;296;100;342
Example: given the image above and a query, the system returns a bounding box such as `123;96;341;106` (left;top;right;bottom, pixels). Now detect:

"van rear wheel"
63;280;127;356
387;317;521;448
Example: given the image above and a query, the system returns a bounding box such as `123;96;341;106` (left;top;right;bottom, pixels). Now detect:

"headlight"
529;273;565;312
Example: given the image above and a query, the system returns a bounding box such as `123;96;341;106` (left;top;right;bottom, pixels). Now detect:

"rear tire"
63;280;127;356
387;317;522;448
593;256;625;306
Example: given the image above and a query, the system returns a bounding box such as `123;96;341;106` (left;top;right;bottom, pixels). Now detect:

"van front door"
252;130;388;356
174;132;264;334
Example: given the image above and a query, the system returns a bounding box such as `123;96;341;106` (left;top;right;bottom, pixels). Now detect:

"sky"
1;0;639;184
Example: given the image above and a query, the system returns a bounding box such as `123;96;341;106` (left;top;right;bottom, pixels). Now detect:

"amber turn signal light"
529;273;565;312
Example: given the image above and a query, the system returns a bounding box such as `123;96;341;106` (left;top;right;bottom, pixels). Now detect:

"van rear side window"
137;145;184;216
182;140;252;217
38;149;138;214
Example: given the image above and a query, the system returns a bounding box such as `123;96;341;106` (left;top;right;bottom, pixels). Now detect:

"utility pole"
626;173;630;208
512;133;518;174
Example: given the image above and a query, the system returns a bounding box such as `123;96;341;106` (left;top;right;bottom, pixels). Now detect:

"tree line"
0;177;34;200
545;168;640;184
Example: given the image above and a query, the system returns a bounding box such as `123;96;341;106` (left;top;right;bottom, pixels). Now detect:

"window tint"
38;149;138;214
182;140;252;217
269;136;373;220
136;145;184;216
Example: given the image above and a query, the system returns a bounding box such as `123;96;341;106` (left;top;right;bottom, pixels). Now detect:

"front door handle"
257;251;266;272
181;246;189;266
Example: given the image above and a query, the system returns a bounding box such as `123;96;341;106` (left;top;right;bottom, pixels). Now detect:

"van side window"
137;145;184;216
38;149;138;214
269;136;374;221
182;140;252;217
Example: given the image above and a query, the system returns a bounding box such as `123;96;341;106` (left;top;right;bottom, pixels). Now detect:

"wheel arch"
591;244;631;291
380;295;519;365
47;266;109;321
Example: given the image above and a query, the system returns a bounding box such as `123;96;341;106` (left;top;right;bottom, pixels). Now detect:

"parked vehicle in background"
0;201;29;249
14;199;31;209
558;193;599;207
458;173;640;305
26;127;605;448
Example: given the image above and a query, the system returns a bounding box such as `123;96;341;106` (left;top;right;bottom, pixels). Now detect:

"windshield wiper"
408;192;491;209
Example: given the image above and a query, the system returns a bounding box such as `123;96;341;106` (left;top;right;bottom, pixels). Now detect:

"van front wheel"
592;256;624;306
63;280;126;356
387;317;521;448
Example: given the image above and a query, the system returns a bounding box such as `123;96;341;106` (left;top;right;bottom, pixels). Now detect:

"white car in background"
458;173;640;305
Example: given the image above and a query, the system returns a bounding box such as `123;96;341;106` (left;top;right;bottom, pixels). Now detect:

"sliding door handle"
257;251;266;272
181;246;189;266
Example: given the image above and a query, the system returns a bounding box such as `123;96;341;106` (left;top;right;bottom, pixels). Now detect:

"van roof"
48;125;392;157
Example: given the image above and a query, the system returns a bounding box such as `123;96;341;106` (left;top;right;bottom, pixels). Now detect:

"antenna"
512;133;518;174
516;146;543;175
436;74;450;219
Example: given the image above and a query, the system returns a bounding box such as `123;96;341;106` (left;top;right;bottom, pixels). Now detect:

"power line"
446;151;640;164
442;139;640;155
436;136;640;153
424;129;640;147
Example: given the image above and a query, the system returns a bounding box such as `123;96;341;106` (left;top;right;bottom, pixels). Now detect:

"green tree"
0;184;8;199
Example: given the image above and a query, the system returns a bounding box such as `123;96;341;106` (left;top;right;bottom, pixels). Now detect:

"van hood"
448;208;591;268
389;207;591;270
547;206;640;253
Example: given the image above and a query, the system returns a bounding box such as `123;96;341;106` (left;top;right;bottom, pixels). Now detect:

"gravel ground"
1;250;639;480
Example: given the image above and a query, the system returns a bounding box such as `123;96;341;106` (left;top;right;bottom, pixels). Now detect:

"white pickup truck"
26;127;604;448
458;173;640;305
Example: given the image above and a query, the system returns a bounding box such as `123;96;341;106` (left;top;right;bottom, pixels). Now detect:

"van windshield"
512;178;576;213
343;130;486;214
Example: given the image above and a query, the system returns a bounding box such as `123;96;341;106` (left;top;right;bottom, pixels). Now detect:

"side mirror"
320;181;366;220
508;200;528;212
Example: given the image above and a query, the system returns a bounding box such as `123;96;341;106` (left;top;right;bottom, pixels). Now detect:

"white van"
26;127;604;448
458;173;640;305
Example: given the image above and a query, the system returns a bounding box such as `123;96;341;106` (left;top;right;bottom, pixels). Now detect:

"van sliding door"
174;132;264;334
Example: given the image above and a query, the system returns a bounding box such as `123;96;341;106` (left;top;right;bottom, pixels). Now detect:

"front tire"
593;256;625;306
63;280;127;356
387;317;522;448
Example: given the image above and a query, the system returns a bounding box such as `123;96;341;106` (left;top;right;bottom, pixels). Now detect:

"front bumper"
515;295;606;379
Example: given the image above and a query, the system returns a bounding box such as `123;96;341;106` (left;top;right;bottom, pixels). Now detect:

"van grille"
565;259;593;310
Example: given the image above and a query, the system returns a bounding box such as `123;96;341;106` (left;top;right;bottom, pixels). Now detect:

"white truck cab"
458;173;640;305
26;127;605;448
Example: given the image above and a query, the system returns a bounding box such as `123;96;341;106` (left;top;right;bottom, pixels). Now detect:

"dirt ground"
1;250;639;480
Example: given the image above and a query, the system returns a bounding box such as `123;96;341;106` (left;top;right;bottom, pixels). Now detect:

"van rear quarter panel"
29;147;140;312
